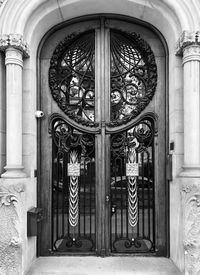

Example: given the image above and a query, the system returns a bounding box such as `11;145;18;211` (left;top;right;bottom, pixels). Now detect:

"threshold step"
27;256;182;275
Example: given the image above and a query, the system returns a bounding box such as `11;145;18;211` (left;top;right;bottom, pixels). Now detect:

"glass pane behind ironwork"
110;30;157;126
110;118;155;253
49;31;95;126
51;119;96;252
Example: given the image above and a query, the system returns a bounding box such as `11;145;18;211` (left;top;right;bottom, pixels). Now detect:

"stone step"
27;256;182;275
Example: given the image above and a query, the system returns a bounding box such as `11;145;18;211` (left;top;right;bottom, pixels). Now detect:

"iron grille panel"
109;30;157;127
51;118;96;252
110;117;155;253
49;31;96;127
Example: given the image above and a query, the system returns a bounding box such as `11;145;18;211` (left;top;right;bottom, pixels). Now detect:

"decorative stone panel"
182;183;200;275
0;34;30;57
0;183;24;274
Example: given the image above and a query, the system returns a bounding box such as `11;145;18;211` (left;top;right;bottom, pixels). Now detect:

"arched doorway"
38;16;168;257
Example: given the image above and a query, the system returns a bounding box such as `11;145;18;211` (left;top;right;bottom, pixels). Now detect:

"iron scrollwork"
113;236;154;253
52;119;95;156
109;30;157;127
49;31;97;128
111;119;154;155
53;235;95;252
49;29;157;129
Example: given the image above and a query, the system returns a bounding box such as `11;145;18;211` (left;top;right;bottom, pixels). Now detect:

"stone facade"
0;181;24;274
181;180;200;275
0;0;200;274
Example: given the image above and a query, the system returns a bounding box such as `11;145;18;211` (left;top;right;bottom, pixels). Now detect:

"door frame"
36;14;169;257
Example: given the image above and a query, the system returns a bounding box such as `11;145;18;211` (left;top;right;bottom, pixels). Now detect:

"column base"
179;165;200;178
1;165;27;178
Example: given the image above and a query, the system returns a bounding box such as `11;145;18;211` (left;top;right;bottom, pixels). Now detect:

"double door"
38;17;167;256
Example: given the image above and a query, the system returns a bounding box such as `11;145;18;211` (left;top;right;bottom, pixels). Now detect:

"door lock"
105;195;110;203
111;204;117;214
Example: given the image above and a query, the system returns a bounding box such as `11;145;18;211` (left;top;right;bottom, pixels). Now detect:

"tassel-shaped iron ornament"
69;151;79;227
127;139;139;227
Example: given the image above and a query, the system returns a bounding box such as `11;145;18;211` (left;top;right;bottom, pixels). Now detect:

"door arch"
38;16;168;256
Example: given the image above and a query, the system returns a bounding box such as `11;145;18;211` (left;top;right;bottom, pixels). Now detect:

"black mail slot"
27;207;43;237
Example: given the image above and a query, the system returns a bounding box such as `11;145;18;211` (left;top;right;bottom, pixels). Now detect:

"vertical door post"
95;18;111;255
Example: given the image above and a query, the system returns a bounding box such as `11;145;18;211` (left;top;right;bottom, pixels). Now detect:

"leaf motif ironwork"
69;151;79;227
127;144;139;228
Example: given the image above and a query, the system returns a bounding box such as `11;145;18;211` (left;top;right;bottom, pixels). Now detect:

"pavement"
27;256;182;275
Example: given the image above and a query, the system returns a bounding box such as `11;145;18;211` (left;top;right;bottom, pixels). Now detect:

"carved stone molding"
0;0;6;7
176;31;200;56
182;183;200;274
0;183;25;274
0;182;24;208
0;183;24;245
182;44;200;56
0;34;30;57
182;44;200;65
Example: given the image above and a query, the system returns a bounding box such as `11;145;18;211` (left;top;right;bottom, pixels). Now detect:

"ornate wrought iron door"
39;17;167;256
51;118;96;252
110;116;156;253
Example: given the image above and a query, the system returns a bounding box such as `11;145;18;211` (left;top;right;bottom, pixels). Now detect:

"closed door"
38;17;167;256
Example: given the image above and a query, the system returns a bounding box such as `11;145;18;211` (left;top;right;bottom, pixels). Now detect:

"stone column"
176;31;200;177
0;34;29;178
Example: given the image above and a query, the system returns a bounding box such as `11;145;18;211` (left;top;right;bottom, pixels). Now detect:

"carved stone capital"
182;183;200;274
176;31;200;56
0;34;30;58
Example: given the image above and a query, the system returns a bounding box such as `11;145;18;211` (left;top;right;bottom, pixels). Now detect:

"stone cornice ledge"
176;31;200;56
0;34;30;57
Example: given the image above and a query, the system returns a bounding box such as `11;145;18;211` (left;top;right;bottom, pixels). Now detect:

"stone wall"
0;178;36;275
181;179;200;275
0;53;6;174
0;180;25;274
